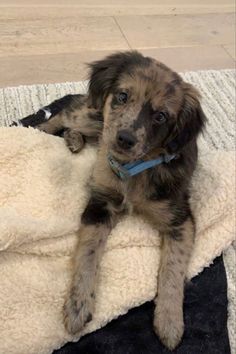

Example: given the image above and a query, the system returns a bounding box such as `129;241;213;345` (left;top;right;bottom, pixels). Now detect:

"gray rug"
0;69;235;353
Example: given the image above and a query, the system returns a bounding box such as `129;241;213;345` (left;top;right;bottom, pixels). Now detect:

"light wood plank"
0;0;234;7
0;46;234;88
139;46;235;72
116;13;235;49
0;3;234;18
0;50;114;87
0;16;129;57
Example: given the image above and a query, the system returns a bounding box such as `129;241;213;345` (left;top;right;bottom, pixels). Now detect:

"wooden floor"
0;0;235;87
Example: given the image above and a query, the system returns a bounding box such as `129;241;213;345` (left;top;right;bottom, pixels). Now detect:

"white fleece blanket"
0;124;235;354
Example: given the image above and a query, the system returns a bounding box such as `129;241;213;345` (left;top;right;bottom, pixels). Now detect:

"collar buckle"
108;154;130;180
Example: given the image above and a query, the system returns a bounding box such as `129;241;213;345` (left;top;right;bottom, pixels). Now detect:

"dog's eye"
117;92;128;104
153;111;168;124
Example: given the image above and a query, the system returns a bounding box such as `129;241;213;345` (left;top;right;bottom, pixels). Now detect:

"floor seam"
221;44;235;62
113;16;132;50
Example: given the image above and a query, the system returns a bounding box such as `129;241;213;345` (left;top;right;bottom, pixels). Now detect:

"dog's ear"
87;51;149;109
167;83;207;152
87;52;127;109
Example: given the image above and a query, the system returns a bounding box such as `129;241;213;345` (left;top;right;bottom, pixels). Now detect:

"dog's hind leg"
36;95;103;148
16;93;104;152
14;94;81;129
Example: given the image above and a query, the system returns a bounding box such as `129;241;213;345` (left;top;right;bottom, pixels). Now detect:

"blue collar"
108;153;176;180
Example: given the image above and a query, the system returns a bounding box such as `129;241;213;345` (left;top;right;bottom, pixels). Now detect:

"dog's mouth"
109;145;133;163
110;144;146;164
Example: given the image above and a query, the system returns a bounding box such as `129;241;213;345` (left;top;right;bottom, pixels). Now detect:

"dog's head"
88;51;206;162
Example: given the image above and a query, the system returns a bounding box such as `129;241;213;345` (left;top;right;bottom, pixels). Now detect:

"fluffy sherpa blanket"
0;70;235;354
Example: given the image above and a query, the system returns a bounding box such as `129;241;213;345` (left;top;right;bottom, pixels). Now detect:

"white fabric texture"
0;69;235;354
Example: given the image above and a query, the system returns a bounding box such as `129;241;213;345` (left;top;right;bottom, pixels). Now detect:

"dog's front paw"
63;292;94;335
63;129;84;153
154;300;184;350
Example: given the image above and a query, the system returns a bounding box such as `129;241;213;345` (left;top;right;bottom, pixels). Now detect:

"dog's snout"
116;130;137;150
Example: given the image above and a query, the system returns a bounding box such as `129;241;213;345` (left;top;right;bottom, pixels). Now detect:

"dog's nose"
116;130;137;150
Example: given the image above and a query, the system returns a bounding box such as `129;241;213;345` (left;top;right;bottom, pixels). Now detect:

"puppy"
24;51;206;350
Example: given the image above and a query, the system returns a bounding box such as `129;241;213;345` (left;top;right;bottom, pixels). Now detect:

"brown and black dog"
23;51;206;350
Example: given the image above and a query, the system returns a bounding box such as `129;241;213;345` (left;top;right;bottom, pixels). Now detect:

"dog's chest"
123;173;172;228
125;172;151;206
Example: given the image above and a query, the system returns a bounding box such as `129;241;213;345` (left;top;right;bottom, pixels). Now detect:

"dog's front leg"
64;189;124;335
63;223;110;334
154;217;195;350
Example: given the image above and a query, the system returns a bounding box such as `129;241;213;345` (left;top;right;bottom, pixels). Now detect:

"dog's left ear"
167;83;207;152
